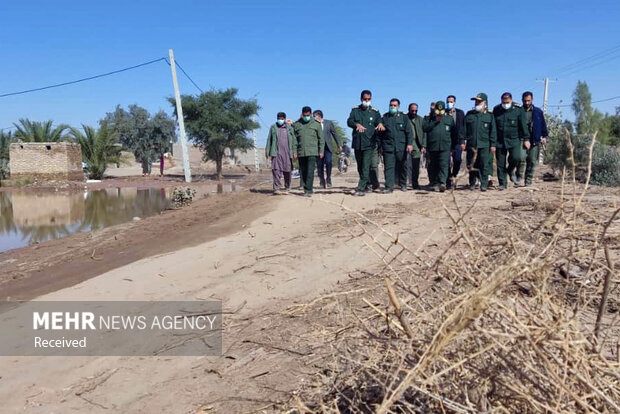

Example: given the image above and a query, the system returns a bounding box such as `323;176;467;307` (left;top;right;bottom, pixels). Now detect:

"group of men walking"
266;89;548;197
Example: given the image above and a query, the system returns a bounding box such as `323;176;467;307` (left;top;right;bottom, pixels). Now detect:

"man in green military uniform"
423;101;456;192
347;90;385;196
379;98;414;193
492;92;531;189
293;106;324;197
407;103;425;189
464;93;497;191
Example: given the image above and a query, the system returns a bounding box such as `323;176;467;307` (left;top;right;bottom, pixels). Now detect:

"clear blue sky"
1;0;619;146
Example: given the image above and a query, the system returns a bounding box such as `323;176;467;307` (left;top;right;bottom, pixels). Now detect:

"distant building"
9;142;84;181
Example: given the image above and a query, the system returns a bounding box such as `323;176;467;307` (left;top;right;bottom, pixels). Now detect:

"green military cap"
471;92;488;102
435;101;446;110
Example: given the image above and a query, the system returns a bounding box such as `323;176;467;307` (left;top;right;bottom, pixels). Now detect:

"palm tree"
0;130;14;179
69;124;122;180
13;119;69;142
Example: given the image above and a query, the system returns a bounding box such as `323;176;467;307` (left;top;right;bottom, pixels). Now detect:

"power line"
0;57;167;98
164;58;203;93
551;43;620;77
550;95;620;107
560;53;620;78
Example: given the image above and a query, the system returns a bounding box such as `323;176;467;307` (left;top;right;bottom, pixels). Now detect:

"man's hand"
541;137;547;149
524;141;531;150
355;123;366;133
421;147;426;154
338;146;343;152
375;123;386;132
490;146;496;154
460;143;466;151
406;145;413;153
319;153;324;159
293;153;298;159
286;119;293;124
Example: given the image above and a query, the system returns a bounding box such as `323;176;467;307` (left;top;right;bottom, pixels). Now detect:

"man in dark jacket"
347;89;385;196
492;92;531;189
379;98;414;193
313;110;342;188
518;91;548;186
406;103;425;189
423;100;456;192
446;95;465;188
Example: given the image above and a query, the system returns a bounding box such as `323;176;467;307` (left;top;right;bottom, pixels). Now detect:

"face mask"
276;119;285;126
314;117;321;122
502;103;512;110
389;107;398;114
475;103;485;112
361;100;371;107
303;116;312;122
447;102;454;110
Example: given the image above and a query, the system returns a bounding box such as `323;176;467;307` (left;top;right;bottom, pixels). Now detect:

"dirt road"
0;168;618;413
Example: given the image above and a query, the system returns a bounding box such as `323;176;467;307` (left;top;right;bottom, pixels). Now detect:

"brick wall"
9;142;84;181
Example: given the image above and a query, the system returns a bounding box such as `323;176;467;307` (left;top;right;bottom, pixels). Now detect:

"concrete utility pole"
252;115;259;172
168;49;192;183
543;77;550;114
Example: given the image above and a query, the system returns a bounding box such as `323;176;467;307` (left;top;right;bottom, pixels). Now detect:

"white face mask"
475;103;485;112
502;103;512;110
361;100;371;107
447;102;455;110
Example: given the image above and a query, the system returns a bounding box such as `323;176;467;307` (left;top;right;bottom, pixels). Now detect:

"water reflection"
0;188;171;253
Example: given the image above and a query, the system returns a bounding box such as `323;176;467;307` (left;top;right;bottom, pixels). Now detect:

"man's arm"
490;116;498;149
265;125;273;158
457;109;466;143
317;123;325;156
519;108;531;142
404;115;414;149
329;121;342;147
540;109;549;138
346;109;357;129
422;117;437;132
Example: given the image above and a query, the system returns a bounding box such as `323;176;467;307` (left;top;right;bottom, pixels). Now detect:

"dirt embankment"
0;167;618;413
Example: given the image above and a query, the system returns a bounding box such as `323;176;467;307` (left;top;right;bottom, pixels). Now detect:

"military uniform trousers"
467;147;492;190
385;149;408;189
428;150;450;187
517;144;540;185
493;143;525;186
355;149;380;192
298;156;317;194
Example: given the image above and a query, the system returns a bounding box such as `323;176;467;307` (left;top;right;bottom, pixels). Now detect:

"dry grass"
284;133;620;413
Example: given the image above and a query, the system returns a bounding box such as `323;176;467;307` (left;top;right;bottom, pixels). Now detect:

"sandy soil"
0;167;618;413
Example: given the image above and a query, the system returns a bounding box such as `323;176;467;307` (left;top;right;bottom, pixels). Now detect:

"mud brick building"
9;142;84;181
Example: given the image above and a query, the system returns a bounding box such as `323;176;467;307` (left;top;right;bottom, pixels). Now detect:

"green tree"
13;119;69;142
0;130;14;179
101;105;176;174
332;120;348;148
170;88;259;179
572;81;604;136
69;124;122;179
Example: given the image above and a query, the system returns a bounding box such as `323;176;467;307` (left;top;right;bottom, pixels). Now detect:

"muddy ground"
0;166;618;413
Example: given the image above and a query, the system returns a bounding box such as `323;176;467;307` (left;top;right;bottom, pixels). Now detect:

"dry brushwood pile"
285;179;620;411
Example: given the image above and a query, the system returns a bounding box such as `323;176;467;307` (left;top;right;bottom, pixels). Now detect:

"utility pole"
168;49;192;183
542;77;550;114
537;77;556;114
252;115;259;172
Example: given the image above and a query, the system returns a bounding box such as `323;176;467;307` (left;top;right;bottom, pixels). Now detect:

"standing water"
0;188;171;253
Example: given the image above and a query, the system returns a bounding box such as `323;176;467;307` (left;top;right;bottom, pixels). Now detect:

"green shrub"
544;132;620;187
171;186;196;207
